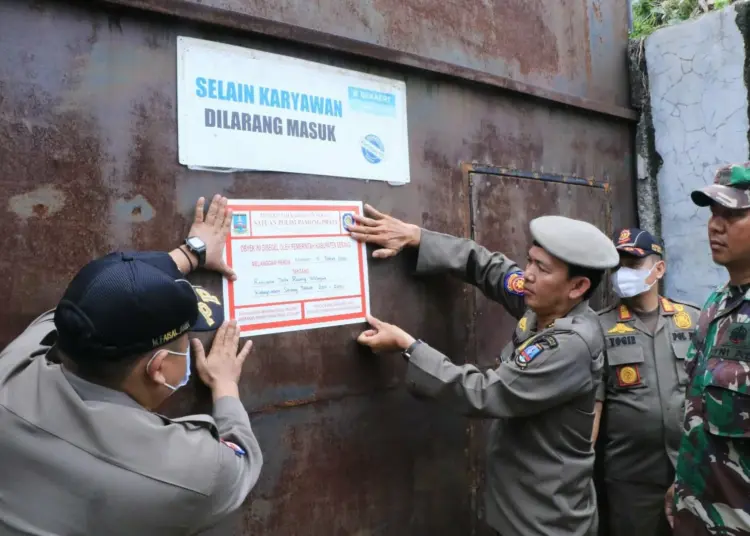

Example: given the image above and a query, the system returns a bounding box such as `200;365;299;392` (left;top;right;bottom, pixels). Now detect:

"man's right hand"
346;204;421;259
193;320;252;401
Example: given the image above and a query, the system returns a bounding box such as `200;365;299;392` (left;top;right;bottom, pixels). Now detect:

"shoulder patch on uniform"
514;334;558;368
221;439;247;457
673;311;693;330
504;270;525;296
515;343;543;368
518;317;527;332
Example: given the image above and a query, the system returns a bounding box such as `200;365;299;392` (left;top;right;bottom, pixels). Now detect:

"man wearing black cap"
594;228;699;536
345;205;620;536
0;195;263;535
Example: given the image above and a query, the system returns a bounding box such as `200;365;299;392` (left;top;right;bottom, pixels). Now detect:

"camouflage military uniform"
673;285;750;533
673;164;750;534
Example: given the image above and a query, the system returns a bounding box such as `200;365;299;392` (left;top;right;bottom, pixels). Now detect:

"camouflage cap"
691;163;750;209
530;215;619;269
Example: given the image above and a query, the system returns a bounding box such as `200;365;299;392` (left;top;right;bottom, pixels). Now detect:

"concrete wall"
635;3;750;305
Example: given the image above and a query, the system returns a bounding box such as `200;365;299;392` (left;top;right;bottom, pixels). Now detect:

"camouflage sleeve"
683;296;713;379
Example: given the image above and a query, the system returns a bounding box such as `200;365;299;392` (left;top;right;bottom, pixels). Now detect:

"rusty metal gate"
0;1;635;534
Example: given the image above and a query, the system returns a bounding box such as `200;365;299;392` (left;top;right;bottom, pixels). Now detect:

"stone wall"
632;3;750;305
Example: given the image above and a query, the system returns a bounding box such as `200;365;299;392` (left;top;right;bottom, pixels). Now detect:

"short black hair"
567;264;603;301
57;346;143;387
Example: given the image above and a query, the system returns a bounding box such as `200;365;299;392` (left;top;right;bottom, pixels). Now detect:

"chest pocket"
703;357;750;439
670;339;691;386
607;347;647;391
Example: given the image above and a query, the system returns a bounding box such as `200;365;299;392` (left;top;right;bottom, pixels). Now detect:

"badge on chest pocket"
607;346;647;390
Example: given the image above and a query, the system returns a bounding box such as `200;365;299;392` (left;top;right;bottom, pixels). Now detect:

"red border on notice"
225;203;366;333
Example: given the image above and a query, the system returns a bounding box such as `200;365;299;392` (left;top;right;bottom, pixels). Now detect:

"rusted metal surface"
0;0;635;534
99;0;637;121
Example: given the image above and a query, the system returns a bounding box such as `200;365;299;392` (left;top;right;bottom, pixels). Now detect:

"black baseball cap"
54;251;224;360
612;228;664;258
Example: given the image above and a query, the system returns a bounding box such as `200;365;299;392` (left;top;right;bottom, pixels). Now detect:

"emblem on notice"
232;213;249;236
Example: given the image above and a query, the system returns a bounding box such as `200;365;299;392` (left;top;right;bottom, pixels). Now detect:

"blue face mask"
146;346;191;392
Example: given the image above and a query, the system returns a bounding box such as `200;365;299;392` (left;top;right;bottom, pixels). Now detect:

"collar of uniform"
61;366;144;410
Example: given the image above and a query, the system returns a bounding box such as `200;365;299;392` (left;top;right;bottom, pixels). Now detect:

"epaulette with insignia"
663;296;701;311
596;303;619;316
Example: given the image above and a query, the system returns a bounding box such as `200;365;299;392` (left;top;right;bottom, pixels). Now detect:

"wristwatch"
184;236;207;268
402;339;424;361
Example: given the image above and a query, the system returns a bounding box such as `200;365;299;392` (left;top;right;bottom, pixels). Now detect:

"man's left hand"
188;194;236;281
357;315;415;352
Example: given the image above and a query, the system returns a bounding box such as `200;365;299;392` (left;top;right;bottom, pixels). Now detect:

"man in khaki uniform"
0;195;263;535
346;206;619;536
594;228;700;536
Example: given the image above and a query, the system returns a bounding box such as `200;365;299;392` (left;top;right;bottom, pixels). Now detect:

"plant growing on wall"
631;0;738;38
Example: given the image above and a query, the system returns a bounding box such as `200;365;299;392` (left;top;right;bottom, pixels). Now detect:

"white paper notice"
222;200;371;336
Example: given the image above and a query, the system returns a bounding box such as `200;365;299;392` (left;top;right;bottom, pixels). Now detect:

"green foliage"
630;0;738;39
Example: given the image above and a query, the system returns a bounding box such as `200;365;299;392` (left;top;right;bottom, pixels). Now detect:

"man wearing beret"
346;206;619;536
0;195;263;535
594;228;699;536
666;163;750;535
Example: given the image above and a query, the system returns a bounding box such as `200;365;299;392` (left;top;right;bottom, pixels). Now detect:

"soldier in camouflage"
668;163;750;535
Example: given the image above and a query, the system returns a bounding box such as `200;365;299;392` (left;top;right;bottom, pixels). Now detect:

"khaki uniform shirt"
405;230;605;536
0;310;263;535
596;299;700;485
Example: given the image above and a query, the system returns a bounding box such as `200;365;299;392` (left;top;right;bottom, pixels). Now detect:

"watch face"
188;237;206;249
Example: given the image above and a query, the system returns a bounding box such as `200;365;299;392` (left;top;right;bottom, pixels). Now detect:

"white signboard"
222;199;371;336
177;37;410;184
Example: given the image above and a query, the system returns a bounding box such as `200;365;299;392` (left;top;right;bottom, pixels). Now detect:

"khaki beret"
530;215;619;270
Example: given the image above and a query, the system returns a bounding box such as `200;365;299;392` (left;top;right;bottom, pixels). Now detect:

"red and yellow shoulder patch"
504;271;525;296
660;297;675;314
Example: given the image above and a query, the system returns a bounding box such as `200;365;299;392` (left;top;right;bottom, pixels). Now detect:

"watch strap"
403;339;423;360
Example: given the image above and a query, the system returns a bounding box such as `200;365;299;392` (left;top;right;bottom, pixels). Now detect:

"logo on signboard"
232;213;249;236
342;212;355;229
361;134;385;164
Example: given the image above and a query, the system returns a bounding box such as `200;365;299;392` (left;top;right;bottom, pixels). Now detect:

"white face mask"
611;265;658;298
146;346;191;392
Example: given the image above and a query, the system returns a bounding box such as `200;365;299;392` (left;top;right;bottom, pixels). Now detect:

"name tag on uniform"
608;335;637;348
710;323;750;361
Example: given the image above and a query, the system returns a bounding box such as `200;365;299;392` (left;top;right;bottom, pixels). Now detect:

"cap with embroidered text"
691;162;750;209
54;251;224;361
530;215;619;269
613;228;663;257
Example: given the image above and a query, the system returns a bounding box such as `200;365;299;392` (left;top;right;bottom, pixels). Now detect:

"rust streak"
248;382;401;415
